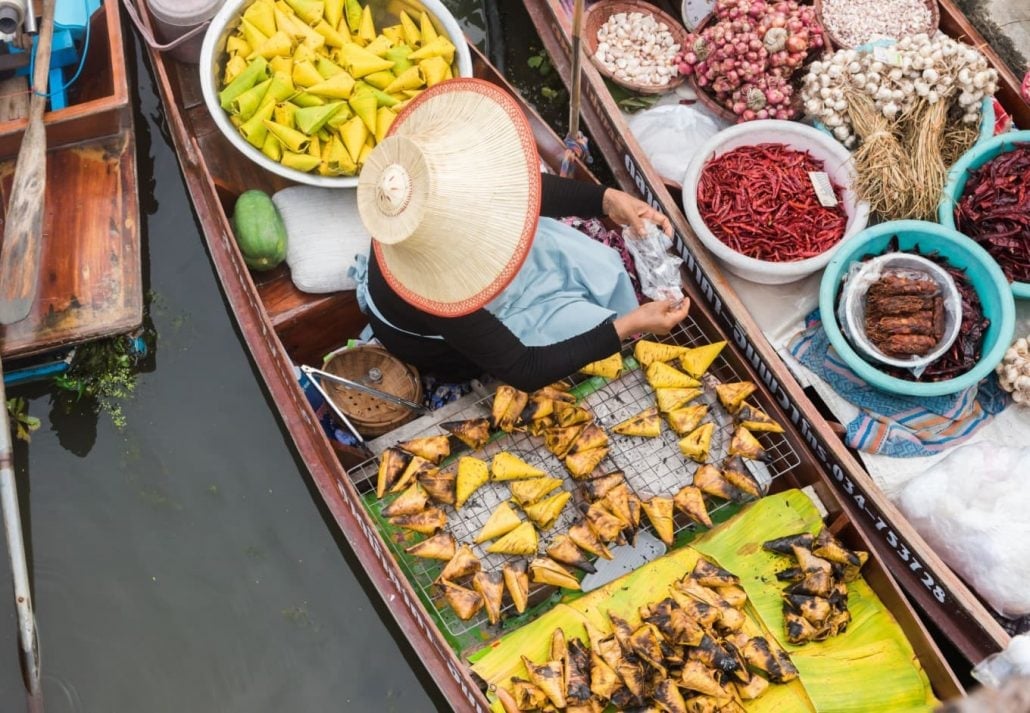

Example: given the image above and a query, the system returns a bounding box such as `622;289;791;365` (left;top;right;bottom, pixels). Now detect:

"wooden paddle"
0;0;56;325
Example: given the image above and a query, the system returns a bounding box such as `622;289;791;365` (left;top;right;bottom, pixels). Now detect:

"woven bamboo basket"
323;345;422;437
583;0;689;95
814;0;939;50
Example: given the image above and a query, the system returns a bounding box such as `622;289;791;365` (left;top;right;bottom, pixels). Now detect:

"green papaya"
231;190;287;271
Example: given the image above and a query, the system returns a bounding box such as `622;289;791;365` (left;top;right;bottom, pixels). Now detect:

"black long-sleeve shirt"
367;175;621;391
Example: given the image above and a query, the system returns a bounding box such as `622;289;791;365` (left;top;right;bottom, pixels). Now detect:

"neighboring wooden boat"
0;1;141;362
138;3;971;708
524;0;1019;664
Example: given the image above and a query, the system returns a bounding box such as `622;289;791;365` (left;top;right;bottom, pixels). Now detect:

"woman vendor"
353;78;690;392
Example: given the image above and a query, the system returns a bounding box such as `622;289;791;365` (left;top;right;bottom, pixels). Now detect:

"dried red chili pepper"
697;144;849;262
955;145;1030;284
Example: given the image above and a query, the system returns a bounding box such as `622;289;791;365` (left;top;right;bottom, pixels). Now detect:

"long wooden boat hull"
523;0;1015;663
0;1;140;360
142;3;970;707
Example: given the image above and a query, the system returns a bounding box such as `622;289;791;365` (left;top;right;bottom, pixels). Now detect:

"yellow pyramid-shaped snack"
223;53;249;85
261;133;282;161
348;91;378;133
361;70;395;90
419;11;438;44
569;423;608;455
491;384;519;429
339;42;394;77
530;557;580;590
502;560;529;613
307;70;355;98
272;101;296;127
284;0;323;25
612;406;660;437
737;403;784;433
473;571;505;626
665;404;708;436
492;385;529;433
486;522;539;556
678;341;726;378
554;401;592;428
262;118;311;152
716;382;758;414
409;34;456;62
357;4;377;42
404;532;456;561
579;352;623;379
520;394;553;423
306;132;321;159
364;34;392;58
399;10;421;46
438;543;481;582
385;43;413;73
281;151;320;172
455;456;489;508
388;506;446;535
219;55;269;110
241;19;271;55
678;422;715;463
600;482;634;528
564;447;608;479
646;361;701;389
343;0;362;32
692;558;740;588
294;101;345;134
656;387;703;413
374;106;395;143
323;135;357;175
546;535;596;574
491;452;546;481
581;471;624;501
474;502;522;543
313;19;348;47
509;476;562;506
292;58;325;87
722;458;762;498
693;463;738;501
522;656;567;709
376;447;410;498
633;340;687;366
384;64;426;94
568;518;612;559
640;496;675;546
381;481;428;518
243;0;277;37
544;423;585;458
323;0;343;30
418;467;455;505
673;484;712;527
268;54;293;76
439;579;483;621
420;56;450;87
441;418;491;450
230;77;272;120
584;502;624;542
227;34;251;55
728;426;766;460
522;491;571;530
239;101;277;148
380;23;403;44
339;115;367;162
398;434;450;464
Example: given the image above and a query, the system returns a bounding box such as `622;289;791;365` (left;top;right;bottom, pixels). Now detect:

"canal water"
0;2;501;710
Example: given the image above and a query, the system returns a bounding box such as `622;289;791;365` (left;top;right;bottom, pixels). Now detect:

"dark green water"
0;3;497;710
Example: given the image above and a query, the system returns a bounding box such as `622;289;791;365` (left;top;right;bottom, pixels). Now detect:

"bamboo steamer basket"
813;0;939;50
323;346;423;437
583;0;689;95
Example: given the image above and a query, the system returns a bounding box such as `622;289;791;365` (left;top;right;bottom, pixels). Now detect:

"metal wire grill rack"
349;317;802;639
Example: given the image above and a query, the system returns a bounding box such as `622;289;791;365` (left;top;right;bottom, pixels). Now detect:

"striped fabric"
789;311;1009;457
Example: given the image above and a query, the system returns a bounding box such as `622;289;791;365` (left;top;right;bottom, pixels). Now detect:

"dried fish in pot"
487;522;539;556
521;656;566;709
438;544;481;582
762;532;814;556
405;532;456;561
454;456;489;509
441;417;491;450
510;476;563;506
665;404;708;436
692;559;741;588
673;485;713;528
812;528;864;567
376;447;411;498
735;403;784;434
418;467;456;505
581;471;625;502
693;464;739;502
727;426;766;461
647;360;701;389
439;579;483;621
720;457;763;499
612;406;661;438
678;423;715;463
503;560;529;614
473;571;505;626
389;507;447;535
397;434;451;464
491;452;547;481
568;517;613;559
381;481;429;518
475;501;522;543
547;535;596;574
715;381;757;414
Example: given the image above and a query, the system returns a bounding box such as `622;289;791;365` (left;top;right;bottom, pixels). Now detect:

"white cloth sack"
896;441;1030;618
626;103;727;185
272;186;370;294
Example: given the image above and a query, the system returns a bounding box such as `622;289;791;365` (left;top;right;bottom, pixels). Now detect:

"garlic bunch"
997;336;1030;405
595;12;681;88
800;33;999;147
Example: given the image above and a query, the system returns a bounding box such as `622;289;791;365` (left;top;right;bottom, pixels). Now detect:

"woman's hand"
602;188;673;237
614;298;691;339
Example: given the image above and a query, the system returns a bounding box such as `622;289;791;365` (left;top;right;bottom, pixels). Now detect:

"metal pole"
568;0;585;141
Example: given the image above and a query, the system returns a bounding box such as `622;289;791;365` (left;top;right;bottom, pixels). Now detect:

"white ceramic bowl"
681;120;870;285
199;0;473;188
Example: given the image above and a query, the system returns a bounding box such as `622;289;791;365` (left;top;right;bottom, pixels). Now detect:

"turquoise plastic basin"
938;130;1030;299
819;220;1016;397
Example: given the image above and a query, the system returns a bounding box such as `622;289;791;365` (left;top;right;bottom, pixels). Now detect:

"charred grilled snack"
678;423;715;463
812;528;865;567
404;532;456;561
439;579;483;621
544;423;586;458
492;684;520;713
549;628;569;698
585;502;626;543
441;418;492;450
487;522;539;556
715;381;757;414
418;467;456;505
580;352;624;379
473;571;506;626
529;557;581;590
381;481;429;518
673;485;713;528
785;610;820;644
521;655;567;709
656;387;704;413
612;406;661;438
388;507;447;535
474;502;522;543
721;458;763;499
565;637;594;704
589;648;621;701
600;483;634;529
522;491;572;530
438;544;481;582
727;426;766;461
653;678;688;713
502;560;530;614
678;660;726;698
736;672;770;700
491;385;518;430
568;423;609;455
741;636;798;683
536;382;577;403
509;476;563;506
546;535;597;574
634;339;688;366
736;403;784;434
569;518;613;560
397;434;451;464
786;593;833;627
493;386;529;433
509;677;547;710
628;622;668;674
692;558;741;588
554;401;594;428
391;454;437;494
693;464;739;501
521;394;554;424
677;341;726;378
581;471;625;502
646;360;701;389
665;404;708;436
491;452;547;481
455;456;489;509
525;415;555;438
564;446;609;479
641;597;706;647
763;532;814;556
776;566;806;583
641;495;676;546
376;447;411;498
718;585;748;609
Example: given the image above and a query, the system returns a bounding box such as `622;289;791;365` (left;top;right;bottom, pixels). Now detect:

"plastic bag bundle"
622;221;684;303
626;104;727;184
896;442;1030;618
973;634;1030;688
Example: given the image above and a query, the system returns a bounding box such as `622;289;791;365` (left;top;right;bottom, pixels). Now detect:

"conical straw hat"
357;78;541;317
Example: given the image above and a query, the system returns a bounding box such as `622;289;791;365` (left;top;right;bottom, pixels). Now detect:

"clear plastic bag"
973;635;1030;688
623;221;684;303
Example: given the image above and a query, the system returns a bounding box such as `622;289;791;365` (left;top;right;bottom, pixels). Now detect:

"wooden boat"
0;1;140;364
137;2;973;708
524;0;1020;664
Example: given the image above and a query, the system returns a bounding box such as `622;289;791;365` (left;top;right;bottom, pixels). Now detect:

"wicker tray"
323;345;422;437
814;0;939;50
583;0;689;95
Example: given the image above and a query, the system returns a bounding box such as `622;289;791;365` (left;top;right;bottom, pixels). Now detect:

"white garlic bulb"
997;337;1030;405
